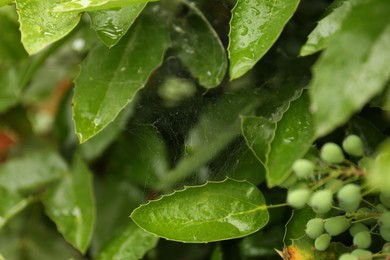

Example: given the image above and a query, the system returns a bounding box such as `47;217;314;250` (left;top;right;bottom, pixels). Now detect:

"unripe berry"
353;231;371;249
325;179;343;194
292;159;315;179
287;188;311;208
314;233;331;251
309;189;333;214
305;218;324;239
342;135;364;157
378;212;390;228
339;253;358;260
380;193;390;209
324;216;350;236
351;249;372;260
380;227;390;242
349;223;369;237
320;143;345;163
337;184;362;212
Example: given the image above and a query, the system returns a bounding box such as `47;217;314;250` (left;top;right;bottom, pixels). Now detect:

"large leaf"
0;0;12;7
15;0;81;55
228;0;300;79
310;0;390;137
171;2;227;88
97;221;158;260
0;150;67;193
0;187;32;229
158;89;261;190
300;0;356;56
73;7;170;143
42;155;95;253
88;3;146;48
54;0;157;12
131;178;269;243
266;92;315;187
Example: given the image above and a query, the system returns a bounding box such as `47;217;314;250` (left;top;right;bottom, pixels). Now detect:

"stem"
266;203;289;209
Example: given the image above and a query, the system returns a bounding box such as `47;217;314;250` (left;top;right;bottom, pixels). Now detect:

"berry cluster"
284;135;390;259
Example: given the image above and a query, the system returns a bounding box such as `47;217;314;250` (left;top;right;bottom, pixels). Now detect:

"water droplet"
120;67;126;72
72;38;85;51
238;25;248;36
250;7;260;15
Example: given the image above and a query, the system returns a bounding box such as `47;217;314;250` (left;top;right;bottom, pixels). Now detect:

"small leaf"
73;7;170;143
54;0;157;12
366;138;390;195
0;65;23;113
131;178;269;243
97;221;158;260
0;187;32;229
172;2;227;88
310;0;390;136
0;10;27;61
0;150;67;193
228;0;300;79
266;92;315;187
89;3;146;48
15;0;81;55
284;207;315;245
42;155;95;253
300;0;356;56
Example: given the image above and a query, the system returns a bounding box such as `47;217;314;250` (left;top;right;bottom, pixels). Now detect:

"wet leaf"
0;150;67;193
15;0;81;55
42;155;95;253
310;0;390;137
131;178;269;243
89;3;146;48
266;92;315;187
0;187;32;229
300;0;356;56
228;0;300;79
97;221;158;260
172;2;227;88
54;0;157;12
73;7;170;143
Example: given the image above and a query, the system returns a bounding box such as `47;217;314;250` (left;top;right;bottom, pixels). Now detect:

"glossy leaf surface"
266;92;315;187
300;0;355;56
131;178;269;243
89;3;146;48
54;0;157;12
172;2;227;88
310;0;390;136
73;8;170;143
228;0;300;79
42;156;95;253
0;187;32;229
0;150;67;193
15;0;80;55
97;221;158;260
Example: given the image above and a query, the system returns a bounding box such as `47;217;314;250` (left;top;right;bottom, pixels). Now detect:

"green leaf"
0;65;23;113
172;2;227;88
284;207;315;245
300;0;356;56
54;0;157;12
228;0;300;79
366;138;390;195
73;7;170;143
97;221;158;260
158;89;261;190
0;187;32;229
210;245;223;260
42;155;95;253
15;0;81;55
89;3;146;48
0;150;67;193
266;92;315;187
0;0;11;7
131;178;269;243
310;0;390;137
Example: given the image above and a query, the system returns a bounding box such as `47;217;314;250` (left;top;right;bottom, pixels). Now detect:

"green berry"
342;135;364;157
379;212;390;228
382;243;390;253
338;253;358;260
353;231;371;249
292;159;315;179
349;223;369;237
309;189;333;214
351;249;373;260
320;143;345;163
337;184;362;212
305;218;324;239
380;193;390;209
315;233;331;251
380;227;390;242
324;216;350;236
287;188;311;208
325;179;344;194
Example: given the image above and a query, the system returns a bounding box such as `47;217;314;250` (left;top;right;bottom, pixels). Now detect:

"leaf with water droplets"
54;0;157;12
73;6;170;143
171;2;227;88
89;3;146;48
15;0;80;55
42;155;95;253
228;0;300;79
266;92;315;187
0;187;32;229
300;0;356;56
310;0;390;137
131;178;269;243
